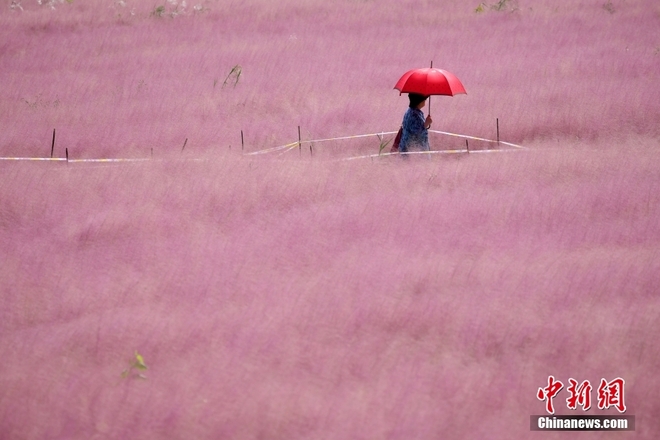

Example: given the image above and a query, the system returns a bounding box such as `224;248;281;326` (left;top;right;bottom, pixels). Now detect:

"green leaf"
378;139;392;155
135;351;147;369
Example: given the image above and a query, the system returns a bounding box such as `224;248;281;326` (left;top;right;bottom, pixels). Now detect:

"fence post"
50;129;56;158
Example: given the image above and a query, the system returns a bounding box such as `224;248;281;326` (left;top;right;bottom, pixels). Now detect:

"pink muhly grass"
2;141;660;438
2;0;659;158
1;0;660;438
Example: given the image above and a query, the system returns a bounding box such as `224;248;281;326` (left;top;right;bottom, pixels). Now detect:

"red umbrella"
394;67;467;96
394;66;466;116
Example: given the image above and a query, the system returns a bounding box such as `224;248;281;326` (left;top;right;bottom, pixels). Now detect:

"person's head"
408;93;428;109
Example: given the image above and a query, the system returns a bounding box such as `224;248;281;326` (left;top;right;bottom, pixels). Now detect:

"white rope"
244;129;524;156
69;158;152;163
0;130;524;162
300;131;398;143
0;157;66;161
244;132;398;156
428;129;524;149
244;141;300;155
339;148;525;161
0;157;153;163
276;144;300;157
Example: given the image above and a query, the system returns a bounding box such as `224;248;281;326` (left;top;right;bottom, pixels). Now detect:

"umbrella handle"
428;61;432;117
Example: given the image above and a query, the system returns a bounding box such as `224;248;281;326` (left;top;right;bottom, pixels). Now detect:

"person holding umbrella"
399;93;433;154
394;65;467;155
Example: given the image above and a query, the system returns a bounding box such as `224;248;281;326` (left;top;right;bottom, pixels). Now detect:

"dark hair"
408;93;428;108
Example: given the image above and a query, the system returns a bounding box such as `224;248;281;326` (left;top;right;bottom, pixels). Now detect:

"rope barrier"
428;130;524;149
0;157;152;163
340;148;525;161
244;141;300;155
295;131;399;144
0;157;66;161
244;128;525;157
244;131;400;156
0;130;524;163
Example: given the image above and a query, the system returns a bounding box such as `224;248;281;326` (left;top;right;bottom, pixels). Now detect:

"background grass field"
1;1;660;438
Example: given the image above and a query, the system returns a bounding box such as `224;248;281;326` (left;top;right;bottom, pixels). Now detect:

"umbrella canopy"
394;68;467;96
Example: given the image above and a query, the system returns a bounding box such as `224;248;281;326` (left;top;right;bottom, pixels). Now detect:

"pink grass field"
2;1;660;439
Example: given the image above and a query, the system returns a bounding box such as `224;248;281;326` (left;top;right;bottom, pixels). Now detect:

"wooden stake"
151;148;153;158
466;139;469;153
298;125;302;156
497;118;500;144
241;130;244;151
65;148;69;163
181;138;188;152
50;128;56;158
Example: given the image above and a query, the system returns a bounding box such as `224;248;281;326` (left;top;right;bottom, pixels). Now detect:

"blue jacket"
399;107;429;153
